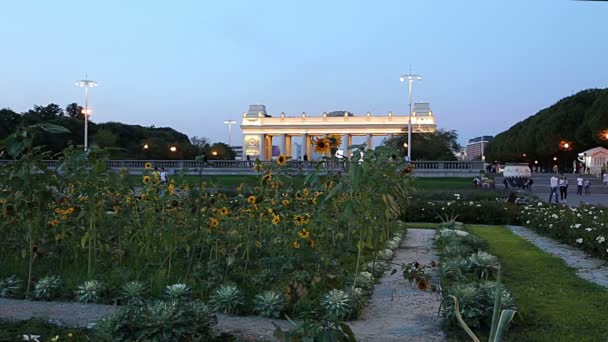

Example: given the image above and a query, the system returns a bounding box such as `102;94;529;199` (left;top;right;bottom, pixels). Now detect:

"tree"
0;108;21;140
384;129;460;161
23;104;64;123
190;136;210;156
92;128;118;148
66;103;84;119
208;142;236;160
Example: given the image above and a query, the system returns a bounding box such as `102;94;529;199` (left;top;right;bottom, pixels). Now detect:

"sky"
1;0;607;147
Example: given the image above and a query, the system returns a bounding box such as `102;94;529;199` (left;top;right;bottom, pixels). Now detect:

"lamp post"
75;77;97;151
224;120;237;146
400;69;422;161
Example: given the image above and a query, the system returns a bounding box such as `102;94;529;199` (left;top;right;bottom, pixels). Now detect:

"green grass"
468;225;608;342
414;177;473;190
402;222;442;229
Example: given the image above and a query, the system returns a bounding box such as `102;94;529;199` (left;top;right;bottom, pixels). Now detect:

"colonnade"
254;133;396;161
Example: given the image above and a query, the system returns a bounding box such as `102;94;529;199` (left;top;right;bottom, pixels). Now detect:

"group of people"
152;167;169;185
548;174;591;203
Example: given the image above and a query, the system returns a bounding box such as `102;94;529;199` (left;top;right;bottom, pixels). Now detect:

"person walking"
549;174;559;203
584;179;591;195
603;172;608;186
160;167;169;185
576;175;584;195
559;175;568;202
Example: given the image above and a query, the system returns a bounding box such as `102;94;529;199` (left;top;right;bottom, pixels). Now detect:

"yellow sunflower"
210;217;220;228
247;195;256;204
49;219;59;227
294;214;305;226
327;134;342;149
312;137;331;154
295;191;304;201
272;214;281;225
293;241;301;249
297;228;310;239
302;188;310;197
220;207;230;216
308;239;316;248
325;180;334;190
277;154;288;166
262;173;272;183
282;199;290;207
143;175;151;184
144;162;153;170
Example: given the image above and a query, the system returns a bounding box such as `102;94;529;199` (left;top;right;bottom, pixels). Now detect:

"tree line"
485;89;608;168
0;103;235;160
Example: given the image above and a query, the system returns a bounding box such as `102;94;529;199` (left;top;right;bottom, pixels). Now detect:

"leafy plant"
163;283;191;302
440;270;517;342
32;275;63;300
254;290;286;318
75;280;104;303
467;251;500;280
321;289;353;320
0;275;22;298
273;315;356;342
209;284;245;315
95;299;217;341
119;281;147;305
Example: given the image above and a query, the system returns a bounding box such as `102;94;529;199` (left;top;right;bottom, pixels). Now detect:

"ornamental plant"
75;280;104;303
33;275;63;300
209;284;245;315
0;275;21;298
119;281;147;305
253;290;286;318
321;289;353;320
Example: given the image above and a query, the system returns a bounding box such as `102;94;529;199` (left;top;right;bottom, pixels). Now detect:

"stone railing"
0;159;485;176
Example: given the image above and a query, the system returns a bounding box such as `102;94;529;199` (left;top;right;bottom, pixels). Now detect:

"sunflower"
327;134;342;149
168;183;175;194
302;188;310;197
66;207;74;214
293;241;301;249
272;214;281;225
325;180;334;190
262;173;272;183
247;195;256;204
297;228;310;239
282;199;290;207
295;191;303;200
143;175;151;184
220;207;230;216
294;214;305;226
312;137;331;154
308;239;316;248
49;219;59;227
210;217;220;228
144;162;153;170
253;163;265;172
417;278;431;291
277;154;288;166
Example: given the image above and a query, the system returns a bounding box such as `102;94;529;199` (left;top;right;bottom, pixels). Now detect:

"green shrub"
95;300;217;341
209;284;245;315
0;275;21;298
163;283;191;302
32;275;63;300
119;281;147;305
253;290;286;318
321;289;353;320
75;280;104;303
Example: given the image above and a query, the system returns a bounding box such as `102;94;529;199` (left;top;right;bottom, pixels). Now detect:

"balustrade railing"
0;159;484;172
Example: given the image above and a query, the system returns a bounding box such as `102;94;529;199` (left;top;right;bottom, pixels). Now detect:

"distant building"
465;136;493;161
231;145;243;160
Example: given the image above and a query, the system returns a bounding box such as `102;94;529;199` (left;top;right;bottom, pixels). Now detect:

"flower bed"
519;202;608;260
403;197;523;225
0;144;411;324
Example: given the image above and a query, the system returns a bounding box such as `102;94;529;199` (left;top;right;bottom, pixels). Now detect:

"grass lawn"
403;222;442;229
468;225;608;342
414;177;473;190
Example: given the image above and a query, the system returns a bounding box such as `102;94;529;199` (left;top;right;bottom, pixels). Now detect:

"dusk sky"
1;0;607;146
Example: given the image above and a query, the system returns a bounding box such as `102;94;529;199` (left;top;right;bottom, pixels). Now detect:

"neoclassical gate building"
240;104;437;160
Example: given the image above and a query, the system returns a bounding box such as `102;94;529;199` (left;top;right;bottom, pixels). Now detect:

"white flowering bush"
520;204;608;260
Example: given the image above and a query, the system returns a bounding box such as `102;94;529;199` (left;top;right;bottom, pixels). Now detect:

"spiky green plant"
209;284;245;315
164;283;191;302
321;289;353;320
75;280;104;303
440;270;517;342
32;275;63;300
254;290;286;318
467;251;500;280
355;271;374;292
0;275;22;298
120;281;147;305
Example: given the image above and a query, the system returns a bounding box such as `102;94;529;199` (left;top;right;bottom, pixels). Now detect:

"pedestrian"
576;175;584;195
559;175;568;202
603;173;608;186
246;154;251;167
160;167;168;185
584;179;591;195
552;164;558;174
503;178;509;190
525;178;534;192
303;154;308;161
549;174;559;203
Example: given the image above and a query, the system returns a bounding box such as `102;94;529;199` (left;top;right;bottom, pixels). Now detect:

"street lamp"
170;146;177;152
75;77;98;151
224;120;237;146
143;144;149;150
400;68;422;161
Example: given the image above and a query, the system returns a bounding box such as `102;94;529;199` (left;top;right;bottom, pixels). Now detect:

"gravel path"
507;225;608;287
349;228;445;342
0;228;446;341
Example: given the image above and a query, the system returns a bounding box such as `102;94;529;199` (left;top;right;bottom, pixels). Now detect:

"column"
341;133;350;156
265;135;273;161
348;135;353;158
280;134;287;156
259;134;266;161
285;135;292;157
301;134;309;161
366;134;373;150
